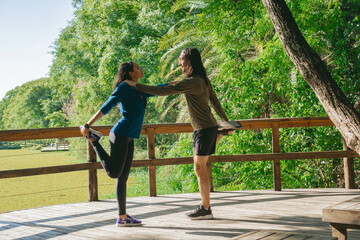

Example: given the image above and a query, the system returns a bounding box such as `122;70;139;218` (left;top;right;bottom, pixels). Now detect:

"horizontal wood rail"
0;117;358;201
0;117;334;141
0;151;357;179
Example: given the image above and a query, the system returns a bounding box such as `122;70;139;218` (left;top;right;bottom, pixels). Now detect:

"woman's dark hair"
113;61;134;90
181;47;210;86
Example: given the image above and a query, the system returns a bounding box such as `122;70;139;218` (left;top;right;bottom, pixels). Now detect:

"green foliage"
0;88;19;129
156;0;360;192
1;78;68;129
1;0;359;193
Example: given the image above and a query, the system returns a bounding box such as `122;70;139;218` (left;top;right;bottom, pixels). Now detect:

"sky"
0;0;75;101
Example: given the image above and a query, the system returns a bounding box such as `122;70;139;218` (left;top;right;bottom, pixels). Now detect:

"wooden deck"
1;189;360;240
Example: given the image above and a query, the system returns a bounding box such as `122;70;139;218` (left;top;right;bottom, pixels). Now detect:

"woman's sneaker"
185;205;214;220
79;126;103;142
116;214;142;227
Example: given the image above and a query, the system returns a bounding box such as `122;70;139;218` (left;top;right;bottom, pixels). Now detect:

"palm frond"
164;67;183;81
158;19;199;51
155;95;168;109
154;0;224;121
171;0;208;13
160;96;182;118
160;39;193;77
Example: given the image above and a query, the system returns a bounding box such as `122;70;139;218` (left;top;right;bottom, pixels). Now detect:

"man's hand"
219;120;242;130
123;80;136;87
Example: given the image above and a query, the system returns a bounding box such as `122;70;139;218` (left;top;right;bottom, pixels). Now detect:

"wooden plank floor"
1;189;360;240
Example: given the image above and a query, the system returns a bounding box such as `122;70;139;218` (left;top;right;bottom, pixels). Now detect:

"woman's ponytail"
113;61;134;90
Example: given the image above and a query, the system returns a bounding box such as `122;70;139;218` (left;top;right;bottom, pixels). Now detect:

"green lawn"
0;149;133;212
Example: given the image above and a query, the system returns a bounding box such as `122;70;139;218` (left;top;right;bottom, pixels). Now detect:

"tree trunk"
261;0;360;154
355;97;360;111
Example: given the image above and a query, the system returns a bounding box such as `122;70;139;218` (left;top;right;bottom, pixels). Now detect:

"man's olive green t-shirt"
136;76;229;131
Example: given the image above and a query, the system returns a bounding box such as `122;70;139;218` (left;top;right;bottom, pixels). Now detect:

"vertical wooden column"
331;223;347;240
272;124;281;191
207;160;214;192
147;128;156;197
87;141;98;201
343;138;355;189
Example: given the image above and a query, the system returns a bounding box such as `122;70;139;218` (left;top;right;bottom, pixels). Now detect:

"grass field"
0;148;149;213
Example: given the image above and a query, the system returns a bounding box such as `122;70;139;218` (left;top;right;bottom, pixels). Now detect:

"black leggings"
91;132;134;216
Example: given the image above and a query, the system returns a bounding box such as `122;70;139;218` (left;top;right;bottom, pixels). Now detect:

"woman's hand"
80;126;96;142
80;126;90;139
124;80;136;87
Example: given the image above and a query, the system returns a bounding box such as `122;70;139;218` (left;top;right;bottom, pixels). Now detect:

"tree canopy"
1;0;359;190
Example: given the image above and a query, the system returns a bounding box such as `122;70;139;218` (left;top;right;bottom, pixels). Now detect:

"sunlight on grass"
0;149;139;212
0;149;190;212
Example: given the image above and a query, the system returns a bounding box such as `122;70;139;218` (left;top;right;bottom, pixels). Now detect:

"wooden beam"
0;117;334;142
272;124;281;191
133;151;358;167
147;128;156;197
343;138;355;189
87;141;98;201
207;161;214;192
0;163;93;179
1;151;357;179
331;223;347;240
0;127;110;141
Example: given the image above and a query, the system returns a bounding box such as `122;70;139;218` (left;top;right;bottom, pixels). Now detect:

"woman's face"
129;62;144;82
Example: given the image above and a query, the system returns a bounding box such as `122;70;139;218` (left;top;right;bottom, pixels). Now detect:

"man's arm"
208;84;242;130
142;83;169;98
125;78;194;96
208;84;229;122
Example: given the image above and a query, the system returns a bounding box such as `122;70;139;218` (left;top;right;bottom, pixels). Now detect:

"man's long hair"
181;48;210;86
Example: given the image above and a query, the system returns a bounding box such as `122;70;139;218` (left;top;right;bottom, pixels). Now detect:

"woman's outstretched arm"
80;110;104;139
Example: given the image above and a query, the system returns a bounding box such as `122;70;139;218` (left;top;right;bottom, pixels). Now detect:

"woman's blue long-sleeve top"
100;82;168;138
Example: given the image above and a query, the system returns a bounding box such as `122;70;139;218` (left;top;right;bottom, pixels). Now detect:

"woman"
80;61;167;226
124;48;239;220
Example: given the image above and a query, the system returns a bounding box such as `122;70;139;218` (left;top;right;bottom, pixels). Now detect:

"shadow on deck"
1;189;360;240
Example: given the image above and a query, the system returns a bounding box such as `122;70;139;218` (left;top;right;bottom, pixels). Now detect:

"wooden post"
207;160;214;192
343;138;355;189
87;141;98;201
147;128;156;197
330;223;347;240
272;124;281;191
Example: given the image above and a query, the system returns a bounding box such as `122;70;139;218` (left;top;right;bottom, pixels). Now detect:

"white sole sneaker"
188;214;214;220
80;126;103;141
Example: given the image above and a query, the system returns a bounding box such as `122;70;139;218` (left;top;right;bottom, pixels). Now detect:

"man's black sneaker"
185;205;214;220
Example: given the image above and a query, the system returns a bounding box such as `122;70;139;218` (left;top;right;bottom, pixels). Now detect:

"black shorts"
192;126;219;156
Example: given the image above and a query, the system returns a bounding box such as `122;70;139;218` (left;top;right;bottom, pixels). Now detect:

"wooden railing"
0;117;358;201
